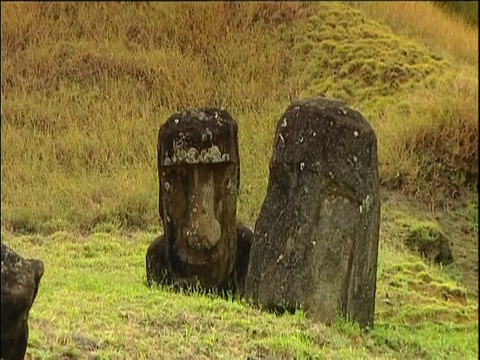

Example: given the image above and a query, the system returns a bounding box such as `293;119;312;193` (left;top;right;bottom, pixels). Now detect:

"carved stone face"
157;108;240;280
162;163;238;265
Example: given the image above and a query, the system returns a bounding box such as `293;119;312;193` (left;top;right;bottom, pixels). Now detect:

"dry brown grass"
354;1;478;67
1;2;308;233
1;2;308;112
373;68;478;206
1;1;477;233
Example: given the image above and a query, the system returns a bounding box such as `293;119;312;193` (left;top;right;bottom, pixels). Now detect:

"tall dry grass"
351;1;478;206
1;1;477;233
1;2;307;112
436;1;479;28
1;2;305;233
354;1;479;67
372;68;478;208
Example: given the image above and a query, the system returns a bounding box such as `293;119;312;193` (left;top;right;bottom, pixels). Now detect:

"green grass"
3;205;477;359
380;193;478;294
290;3;452;104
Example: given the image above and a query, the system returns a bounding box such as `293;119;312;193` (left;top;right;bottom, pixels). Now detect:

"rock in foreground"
1;243;44;360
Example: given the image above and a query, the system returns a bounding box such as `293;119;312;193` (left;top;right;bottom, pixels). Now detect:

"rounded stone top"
270;97;379;197
273;97;377;158
290;96;347;110
282;96;374;134
1;243;44;317
158;107;239;166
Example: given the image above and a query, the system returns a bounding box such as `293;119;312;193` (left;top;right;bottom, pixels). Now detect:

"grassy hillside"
1;1;477;234
355;1;478;67
1;1;478;359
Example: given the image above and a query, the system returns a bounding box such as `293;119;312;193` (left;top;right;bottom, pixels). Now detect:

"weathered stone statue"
245;97;380;329
1;243;44;360
146;108;253;296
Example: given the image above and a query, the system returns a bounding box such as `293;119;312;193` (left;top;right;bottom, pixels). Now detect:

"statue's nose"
187;213;221;249
185;169;221;248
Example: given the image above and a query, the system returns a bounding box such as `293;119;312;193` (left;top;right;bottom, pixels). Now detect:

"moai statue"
245;97;380;329
1;243;44;360
146;108;253;296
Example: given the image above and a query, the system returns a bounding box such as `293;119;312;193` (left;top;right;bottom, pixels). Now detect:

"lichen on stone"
166;145;230;165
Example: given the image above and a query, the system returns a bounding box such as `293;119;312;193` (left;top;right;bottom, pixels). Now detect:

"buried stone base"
244;97;381;329
1;243;44;360
146;224;253;297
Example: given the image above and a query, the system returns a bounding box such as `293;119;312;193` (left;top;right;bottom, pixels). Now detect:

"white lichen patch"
165;145;231;165
362;194;373;213
198;146;222;163
201;128;213;142
164;181;171;192
187;109;207;121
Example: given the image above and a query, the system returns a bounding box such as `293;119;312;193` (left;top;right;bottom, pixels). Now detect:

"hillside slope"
1;1;477;233
1;2;478;359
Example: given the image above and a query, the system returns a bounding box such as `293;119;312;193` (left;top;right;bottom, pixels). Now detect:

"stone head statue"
156;108;240;286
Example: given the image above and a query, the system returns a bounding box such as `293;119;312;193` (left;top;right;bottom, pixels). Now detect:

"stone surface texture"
245;97;380;329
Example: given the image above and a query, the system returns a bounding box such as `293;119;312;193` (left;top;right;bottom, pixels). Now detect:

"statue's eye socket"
165;166;187;179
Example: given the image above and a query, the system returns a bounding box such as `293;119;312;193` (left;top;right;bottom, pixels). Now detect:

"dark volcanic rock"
146;108;251;295
1;243;44;360
233;224;254;297
245;97;381;329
